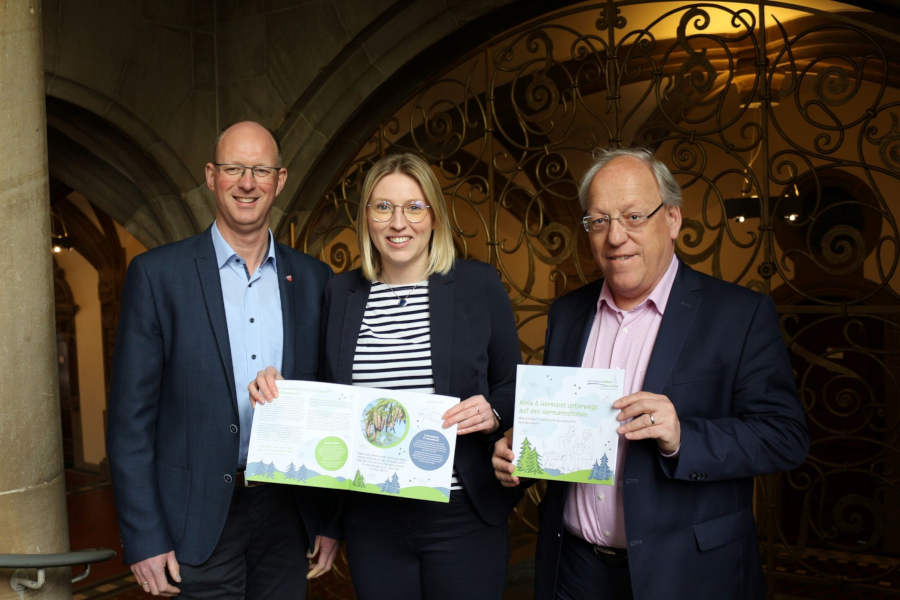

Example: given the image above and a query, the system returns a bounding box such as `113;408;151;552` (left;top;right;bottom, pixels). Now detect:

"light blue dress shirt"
211;222;283;468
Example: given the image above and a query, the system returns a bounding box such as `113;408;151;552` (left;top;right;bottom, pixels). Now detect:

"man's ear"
204;163;216;192
275;168;288;196
666;204;683;240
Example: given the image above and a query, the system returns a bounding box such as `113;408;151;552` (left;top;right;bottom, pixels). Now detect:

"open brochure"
512;365;623;484
246;380;459;502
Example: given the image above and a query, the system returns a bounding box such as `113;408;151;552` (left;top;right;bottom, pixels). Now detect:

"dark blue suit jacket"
534;261;809;599
321;259;522;524
106;228;332;566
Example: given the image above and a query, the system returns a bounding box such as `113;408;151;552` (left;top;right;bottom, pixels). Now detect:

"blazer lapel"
275;244;295;375
429;268;455;396
547;280;601;367
194;230;238;412
337;271;369;384
642;261;702;394
573;282;602;366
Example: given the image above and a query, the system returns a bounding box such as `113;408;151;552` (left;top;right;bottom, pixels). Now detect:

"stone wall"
42;0;519;248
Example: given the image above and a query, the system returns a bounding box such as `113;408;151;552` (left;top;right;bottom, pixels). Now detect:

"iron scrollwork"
289;2;900;595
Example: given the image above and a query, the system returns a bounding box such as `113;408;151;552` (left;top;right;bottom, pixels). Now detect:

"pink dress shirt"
562;255;679;549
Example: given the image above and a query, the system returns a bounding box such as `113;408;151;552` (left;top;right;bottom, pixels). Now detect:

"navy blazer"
106;228;332;566
321;259;521;524
534;261;809;599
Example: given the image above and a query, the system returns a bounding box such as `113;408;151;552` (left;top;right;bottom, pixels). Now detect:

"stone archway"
45;96;202;249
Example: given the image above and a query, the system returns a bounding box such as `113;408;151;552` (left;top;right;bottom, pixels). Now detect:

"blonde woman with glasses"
252;153;521;599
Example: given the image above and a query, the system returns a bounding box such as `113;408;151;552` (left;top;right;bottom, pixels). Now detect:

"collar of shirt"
597;253;680;317
211;220;277;275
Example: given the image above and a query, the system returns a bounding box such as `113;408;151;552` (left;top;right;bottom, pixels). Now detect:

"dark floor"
71;469;890;600
66;469;536;599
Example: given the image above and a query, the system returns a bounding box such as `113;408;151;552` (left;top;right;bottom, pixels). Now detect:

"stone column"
0;1;72;598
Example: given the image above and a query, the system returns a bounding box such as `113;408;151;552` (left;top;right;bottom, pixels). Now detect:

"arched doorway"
288;1;900;596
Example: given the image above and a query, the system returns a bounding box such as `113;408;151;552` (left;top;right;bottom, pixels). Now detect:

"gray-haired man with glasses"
493;147;808;599
108;121;338;598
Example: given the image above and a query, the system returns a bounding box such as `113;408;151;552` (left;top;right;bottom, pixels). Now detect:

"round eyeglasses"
367;200;432;223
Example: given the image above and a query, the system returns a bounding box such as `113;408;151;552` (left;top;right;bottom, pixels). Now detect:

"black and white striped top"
352;281;434;391
352;281;462;491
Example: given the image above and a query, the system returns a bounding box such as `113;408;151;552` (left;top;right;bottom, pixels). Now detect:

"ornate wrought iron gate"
291;1;900;595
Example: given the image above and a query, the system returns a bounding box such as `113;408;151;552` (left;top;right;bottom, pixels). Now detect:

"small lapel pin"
286;275;293;282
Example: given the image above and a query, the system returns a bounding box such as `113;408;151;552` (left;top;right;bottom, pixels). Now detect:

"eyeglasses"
214;163;281;181
582;202;665;233
367;200;432;223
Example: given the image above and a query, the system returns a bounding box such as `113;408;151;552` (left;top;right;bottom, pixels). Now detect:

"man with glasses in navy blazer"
493;148;808;599
107;121;337;598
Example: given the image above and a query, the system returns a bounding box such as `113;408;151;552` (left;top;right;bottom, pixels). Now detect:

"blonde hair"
357;153;455;282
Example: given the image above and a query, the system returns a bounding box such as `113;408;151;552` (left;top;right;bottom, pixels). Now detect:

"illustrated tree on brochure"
589;453;613;481
516;437;546;475
382;473;400;494
352;469;366;488
363;398;407;444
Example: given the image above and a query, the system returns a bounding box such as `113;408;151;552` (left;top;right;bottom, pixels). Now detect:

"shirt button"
224;474;233;484
229;424;238;433
249;317;255;323
251;354;257;360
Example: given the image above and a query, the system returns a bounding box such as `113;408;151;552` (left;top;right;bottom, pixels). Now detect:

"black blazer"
106;228;332;565
534;261;809;600
321;259;521;524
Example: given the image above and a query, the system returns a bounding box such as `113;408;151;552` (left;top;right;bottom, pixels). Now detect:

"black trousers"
344;491;508;600
555;531;633;600
174;484;308;599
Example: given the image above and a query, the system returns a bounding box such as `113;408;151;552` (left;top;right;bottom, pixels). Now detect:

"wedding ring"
649;413;656;425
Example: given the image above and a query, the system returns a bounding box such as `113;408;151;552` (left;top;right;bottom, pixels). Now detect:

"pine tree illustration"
516;437;545;474
589;453;612;481
352;469;366;488
516;438;536;472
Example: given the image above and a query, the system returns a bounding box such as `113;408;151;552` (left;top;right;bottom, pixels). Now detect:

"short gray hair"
577;147;682;211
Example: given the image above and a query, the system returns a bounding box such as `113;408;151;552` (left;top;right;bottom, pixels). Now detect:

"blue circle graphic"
408;429;451;471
